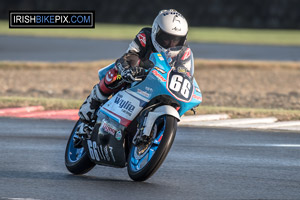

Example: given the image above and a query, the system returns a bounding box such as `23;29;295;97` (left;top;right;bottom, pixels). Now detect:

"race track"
1;35;300;62
1;118;300;200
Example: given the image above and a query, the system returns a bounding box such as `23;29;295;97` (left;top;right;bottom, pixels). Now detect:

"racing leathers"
78;27;190;127
78;27;156;125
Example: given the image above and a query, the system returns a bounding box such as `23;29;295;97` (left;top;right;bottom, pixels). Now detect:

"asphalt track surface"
1;35;300;62
1;118;300;200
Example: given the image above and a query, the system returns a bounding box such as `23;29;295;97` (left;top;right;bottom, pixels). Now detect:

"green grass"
2;20;300;46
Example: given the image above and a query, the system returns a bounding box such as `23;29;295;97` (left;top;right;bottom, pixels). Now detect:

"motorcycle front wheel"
127;115;177;181
65;120;95;175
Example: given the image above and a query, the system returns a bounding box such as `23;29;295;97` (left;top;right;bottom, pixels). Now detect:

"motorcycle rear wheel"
127;115;177;181
65;120;95;175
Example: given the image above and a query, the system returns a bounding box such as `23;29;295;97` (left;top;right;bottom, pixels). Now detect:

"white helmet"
151;9;188;53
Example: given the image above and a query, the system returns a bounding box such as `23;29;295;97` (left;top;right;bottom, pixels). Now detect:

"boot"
74;84;108;148
78;84;108;124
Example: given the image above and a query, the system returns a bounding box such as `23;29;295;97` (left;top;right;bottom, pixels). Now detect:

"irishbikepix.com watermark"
9;11;95;28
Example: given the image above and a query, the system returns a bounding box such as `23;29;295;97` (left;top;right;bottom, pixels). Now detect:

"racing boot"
74;84;108;148
78;84;108;125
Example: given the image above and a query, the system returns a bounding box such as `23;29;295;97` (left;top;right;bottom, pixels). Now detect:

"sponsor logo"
181;48;191;60
114;94;136;115
105;68;119;84
192;94;202;101
145;86;153;93
195;87;201;93
116;74;122;80
115;130;122;141
137;89;150;98
177;66;187;73
105;71;114;82
87;140;116;162
172;27;181;32
152;70;166;82
100;120;117;136
186;72;191;77
157;54;164;61
154;67;166;74
172;15;182;31
173;15;180;23
137;32;146;47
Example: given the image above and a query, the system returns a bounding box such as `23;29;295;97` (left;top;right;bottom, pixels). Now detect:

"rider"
76;9;190;135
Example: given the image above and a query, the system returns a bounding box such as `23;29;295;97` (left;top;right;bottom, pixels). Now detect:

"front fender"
142;105;180;137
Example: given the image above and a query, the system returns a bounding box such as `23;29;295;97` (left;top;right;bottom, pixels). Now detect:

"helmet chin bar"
153;39;165;54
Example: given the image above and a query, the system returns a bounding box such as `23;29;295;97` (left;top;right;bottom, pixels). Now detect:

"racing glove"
121;66;147;83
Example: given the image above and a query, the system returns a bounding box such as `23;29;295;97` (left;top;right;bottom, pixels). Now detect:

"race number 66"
169;75;191;98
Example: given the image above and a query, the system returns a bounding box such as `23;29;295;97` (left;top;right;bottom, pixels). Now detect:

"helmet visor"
156;28;186;49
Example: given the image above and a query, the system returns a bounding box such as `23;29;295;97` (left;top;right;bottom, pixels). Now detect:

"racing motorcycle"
65;46;202;181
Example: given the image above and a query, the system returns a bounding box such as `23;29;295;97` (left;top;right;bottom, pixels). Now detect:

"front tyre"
127;115;177;181
65;120;95;175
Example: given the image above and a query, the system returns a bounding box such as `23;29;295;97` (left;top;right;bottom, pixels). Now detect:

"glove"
121;66;146;83
139;60;154;69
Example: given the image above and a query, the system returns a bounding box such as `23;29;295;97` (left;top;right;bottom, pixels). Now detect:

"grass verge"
1;96;299;121
191;106;300;121
1;60;299;121
0;60;114;70
0;96;82;110
1;59;300;70
2;20;300;46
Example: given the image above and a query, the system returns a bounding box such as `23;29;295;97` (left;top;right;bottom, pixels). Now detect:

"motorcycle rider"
76;9;191;136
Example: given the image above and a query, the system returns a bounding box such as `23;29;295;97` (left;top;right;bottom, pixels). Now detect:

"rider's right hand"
121;66;147;83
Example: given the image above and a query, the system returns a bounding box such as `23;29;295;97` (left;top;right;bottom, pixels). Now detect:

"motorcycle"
65;46;202;181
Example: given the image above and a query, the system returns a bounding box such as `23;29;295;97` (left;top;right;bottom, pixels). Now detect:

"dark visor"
156;28;186;49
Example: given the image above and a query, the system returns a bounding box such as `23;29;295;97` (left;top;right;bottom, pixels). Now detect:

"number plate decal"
167;70;194;102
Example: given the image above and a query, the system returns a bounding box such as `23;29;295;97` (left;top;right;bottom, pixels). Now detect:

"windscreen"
164;46;194;77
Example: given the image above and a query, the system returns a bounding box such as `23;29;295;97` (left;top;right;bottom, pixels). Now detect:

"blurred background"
1;0;300;29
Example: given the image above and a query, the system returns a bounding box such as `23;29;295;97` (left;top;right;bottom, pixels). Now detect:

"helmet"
151;9;188;53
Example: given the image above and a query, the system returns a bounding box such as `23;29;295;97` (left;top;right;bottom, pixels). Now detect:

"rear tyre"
65;120;95;174
127;115;177;181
